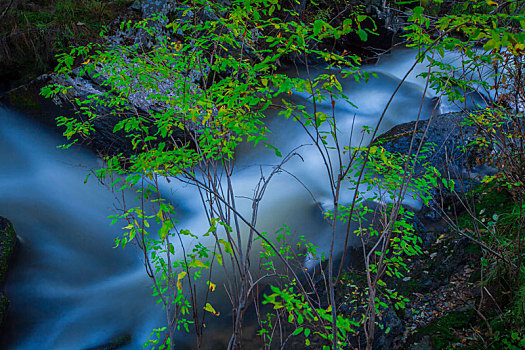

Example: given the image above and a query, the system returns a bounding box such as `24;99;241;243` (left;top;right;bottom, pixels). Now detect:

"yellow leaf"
273;302;284;309
326;305;332;312
207;281;216;292
486;0;498;6
190;259;208;269
204;303;220;316
218;239;233;254
177;271;187;291
191;111;199;123
305;82;313;94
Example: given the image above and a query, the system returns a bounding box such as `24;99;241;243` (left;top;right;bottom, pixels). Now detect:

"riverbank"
332;110;525;349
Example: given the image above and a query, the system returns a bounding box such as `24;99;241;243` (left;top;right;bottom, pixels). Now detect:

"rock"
84;334;132;350
407;335;432;350
0;217;17;285
0;292;9;327
1;72;187;157
0;75;76;129
374;301;405;349
372;111;489;240
373;112;479;179
324;0;405;62
0;216;18;326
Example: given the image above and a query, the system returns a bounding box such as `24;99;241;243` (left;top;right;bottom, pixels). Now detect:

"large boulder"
0;216;18;327
372;111;497;235
373;112;479;178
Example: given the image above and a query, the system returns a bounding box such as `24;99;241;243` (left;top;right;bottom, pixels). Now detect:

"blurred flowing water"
0;49;487;349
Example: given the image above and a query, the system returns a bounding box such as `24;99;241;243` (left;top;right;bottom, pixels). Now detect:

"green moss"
340;269;366;284
0;0;135;83
456;182;514;231
7;89;42;111
414;309;475;349
0;218;16;329
422;0;442;17
372;121;426;146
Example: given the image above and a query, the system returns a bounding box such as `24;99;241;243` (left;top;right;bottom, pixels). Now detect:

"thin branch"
0;0;13;23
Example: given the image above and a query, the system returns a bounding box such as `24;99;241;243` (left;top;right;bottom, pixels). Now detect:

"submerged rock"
84;334;132;350
0;216;18;326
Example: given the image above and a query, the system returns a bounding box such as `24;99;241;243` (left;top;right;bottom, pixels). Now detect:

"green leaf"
483;39;498;51
357;29;368;42
313;20;323;36
292;327;304;335
218;239;233;254
189;259;208;269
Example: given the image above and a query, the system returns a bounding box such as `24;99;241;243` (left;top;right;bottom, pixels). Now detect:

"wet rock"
0;292;8;326
374;302;405;349
373;111;488;241
0;216;18;326
0;217;17;286
84;334;132;350
0;75;75;128
373;112;479;180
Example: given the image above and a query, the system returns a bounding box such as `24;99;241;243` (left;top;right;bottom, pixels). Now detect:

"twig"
0;0;13;24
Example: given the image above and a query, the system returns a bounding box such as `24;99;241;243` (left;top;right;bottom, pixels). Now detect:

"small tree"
39;0;480;348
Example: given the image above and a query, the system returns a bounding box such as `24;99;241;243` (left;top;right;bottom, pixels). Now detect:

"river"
0;49;487;349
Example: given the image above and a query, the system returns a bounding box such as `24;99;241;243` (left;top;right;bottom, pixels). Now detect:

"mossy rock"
0;76;77;130
85;334;132;350
412;309;476;349
4;83;43;113
0;216;17;284
0;292;8;325
0;216;17;328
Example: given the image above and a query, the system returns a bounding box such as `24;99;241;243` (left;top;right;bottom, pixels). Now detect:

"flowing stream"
0;49;487;349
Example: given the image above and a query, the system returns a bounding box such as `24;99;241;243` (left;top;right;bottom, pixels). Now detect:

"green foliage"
41;0;525;348
393;1;525;348
0;0;133;81
413;309;476;349
41;0;384;347
263;282;360;347
464;108;525;201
